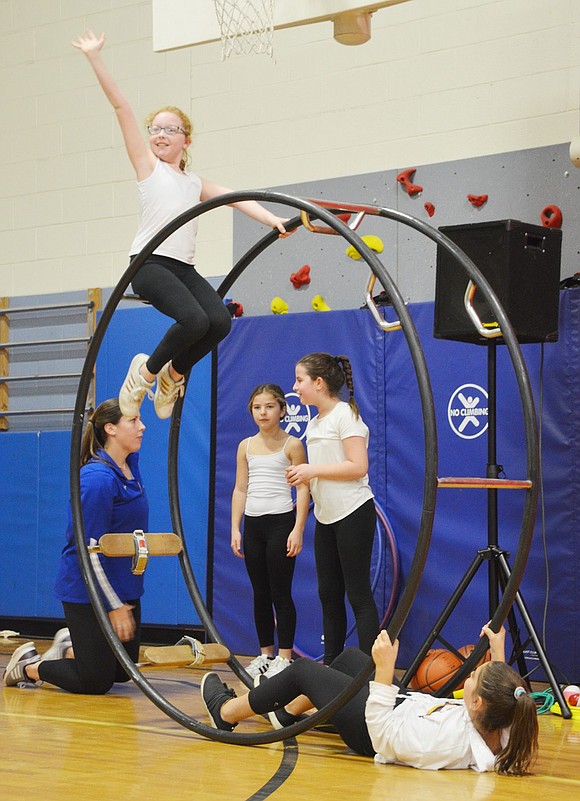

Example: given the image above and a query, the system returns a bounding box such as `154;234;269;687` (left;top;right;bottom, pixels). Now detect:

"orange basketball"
409;649;463;693
458;643;491;665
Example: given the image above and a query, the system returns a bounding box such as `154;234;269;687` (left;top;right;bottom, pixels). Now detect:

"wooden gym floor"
1;636;579;801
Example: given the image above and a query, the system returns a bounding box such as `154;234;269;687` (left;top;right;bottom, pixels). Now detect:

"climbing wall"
227;142;577;317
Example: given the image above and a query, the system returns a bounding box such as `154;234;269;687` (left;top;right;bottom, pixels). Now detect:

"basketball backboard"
153;1;410;52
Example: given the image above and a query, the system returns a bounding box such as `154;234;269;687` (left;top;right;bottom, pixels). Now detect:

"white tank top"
244;437;294;517
129;158;202;264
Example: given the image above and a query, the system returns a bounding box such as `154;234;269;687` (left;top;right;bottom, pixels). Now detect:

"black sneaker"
201;672;237;731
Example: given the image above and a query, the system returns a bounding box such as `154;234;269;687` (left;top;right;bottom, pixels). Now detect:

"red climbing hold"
540;205;563;228
225;300;244;317
396;168;423;197
424;202;435;217
290;264;311;289
467;194;488;208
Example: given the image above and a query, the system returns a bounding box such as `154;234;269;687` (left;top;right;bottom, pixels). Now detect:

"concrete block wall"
0;0;579;297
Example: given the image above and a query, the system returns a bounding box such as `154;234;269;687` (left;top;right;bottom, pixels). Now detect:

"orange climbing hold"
225;300;244;317
424;202;435;217
290;264;311;289
540;205;563;228
467;194;488;208
396;168;423;197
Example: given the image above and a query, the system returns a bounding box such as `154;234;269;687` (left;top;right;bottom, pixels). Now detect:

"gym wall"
1;0;578;297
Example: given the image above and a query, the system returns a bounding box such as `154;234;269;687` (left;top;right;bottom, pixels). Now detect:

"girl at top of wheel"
72;29;290;421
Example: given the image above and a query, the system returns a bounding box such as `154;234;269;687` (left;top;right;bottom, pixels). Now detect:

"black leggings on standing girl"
315;498;379;664
243;511;297;651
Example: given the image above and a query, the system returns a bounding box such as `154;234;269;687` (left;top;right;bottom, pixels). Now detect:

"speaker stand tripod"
401;340;571;718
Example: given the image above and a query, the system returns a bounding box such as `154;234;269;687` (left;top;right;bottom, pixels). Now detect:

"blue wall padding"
386;295;580;680
2;294;580;682
0;306;211;627
386;307;524;659
1;433;41;615
37;431;73;616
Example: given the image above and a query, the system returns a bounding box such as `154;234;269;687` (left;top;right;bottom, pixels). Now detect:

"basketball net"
213;0;275;59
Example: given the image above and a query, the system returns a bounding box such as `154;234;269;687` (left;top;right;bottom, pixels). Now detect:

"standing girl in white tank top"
231;384;309;679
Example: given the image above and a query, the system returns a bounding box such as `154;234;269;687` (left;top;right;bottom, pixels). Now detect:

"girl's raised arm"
72;30;154;180
480;623;506;662
200;177;289;235
371;630;399;685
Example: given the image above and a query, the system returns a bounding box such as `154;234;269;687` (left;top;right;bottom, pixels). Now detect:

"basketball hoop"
334;11;372;46
213;0;275;59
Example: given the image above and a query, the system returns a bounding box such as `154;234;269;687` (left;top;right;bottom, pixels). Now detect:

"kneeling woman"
3;399;148;694
200;625;539;776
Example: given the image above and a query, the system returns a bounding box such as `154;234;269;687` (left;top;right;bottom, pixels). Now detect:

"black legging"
243;511;297;650
130;254;232;376
314;498;380;664
38;600;141;695
248;648;375;756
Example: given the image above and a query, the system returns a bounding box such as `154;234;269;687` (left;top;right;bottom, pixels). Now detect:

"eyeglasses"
147;125;186;136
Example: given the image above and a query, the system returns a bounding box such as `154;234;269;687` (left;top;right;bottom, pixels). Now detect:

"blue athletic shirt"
55;449;149;610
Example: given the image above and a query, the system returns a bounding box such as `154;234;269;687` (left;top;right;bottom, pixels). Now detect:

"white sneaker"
41;628;72;662
245;654;273;678
154;362;185;419
263;655;292;679
119;354;155;417
3;642;42;686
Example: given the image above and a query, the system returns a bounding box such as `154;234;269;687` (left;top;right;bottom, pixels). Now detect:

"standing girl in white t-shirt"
287;353;380;664
231;384;309;679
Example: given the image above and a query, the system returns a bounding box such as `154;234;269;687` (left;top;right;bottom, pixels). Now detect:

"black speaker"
434;220;562;344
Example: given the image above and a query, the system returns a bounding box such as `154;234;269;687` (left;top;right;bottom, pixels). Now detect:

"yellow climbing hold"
312;295;331;312
271;296;289;314
345;234;384;260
